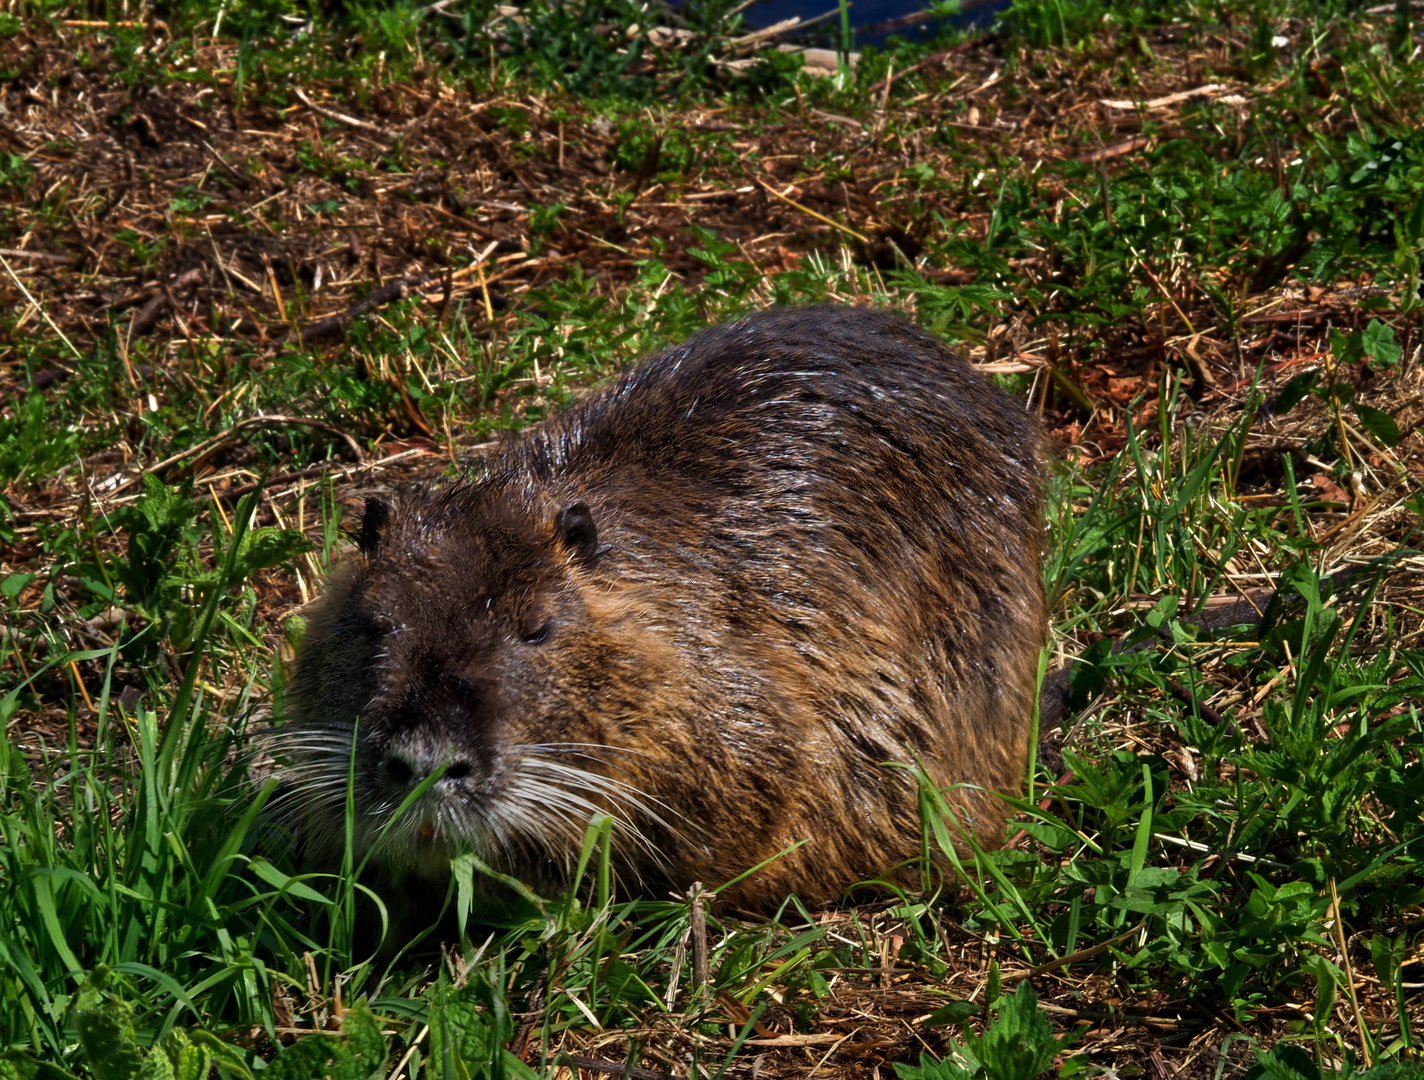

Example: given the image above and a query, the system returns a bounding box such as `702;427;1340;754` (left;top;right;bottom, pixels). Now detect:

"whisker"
504;754;682;872
523;756;679;823
264;734;686;884
519;741;677;775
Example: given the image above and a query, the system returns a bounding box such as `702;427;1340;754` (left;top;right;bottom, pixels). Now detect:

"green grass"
1;0;1423;1074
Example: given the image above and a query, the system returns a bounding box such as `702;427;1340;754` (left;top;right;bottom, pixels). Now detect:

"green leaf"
74;968;144;1080
185;1033;253;1080
977;982;1057;1080
334;1002;388;1078
602;958;660;1007
985;960;1001;1008
154;1030;211;1080
28;874;83;983
1242;1042;1320;1080
1272;369;1319;415
428;978;513;1080
259;1035;345;1080
893;1053;976;1080
922;1000;980;1027
231;526;313;576
1353;403;1401;447
0;1051;81;1080
262;1001;387;1080
0;572;34;599
1368;934;1402;988
497;1050;542;1080
1359;318;1401;368
247;858;334;905
134;1048;175;1080
1144;594;1177;629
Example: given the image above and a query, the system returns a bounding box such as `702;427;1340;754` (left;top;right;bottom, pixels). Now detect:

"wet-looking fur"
283;305;1047;910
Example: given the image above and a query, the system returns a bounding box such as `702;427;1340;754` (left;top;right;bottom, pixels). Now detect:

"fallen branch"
109;415;368;499
859;7;936;33
131;265;205;335
862;0;1004;36
755;178;870;245
1077;136;1150;163
215;461;361;502
808;108;863;131
1024;921;1146;977
729;15;802;46
1099;83;1229;110
555;1054;682;1080
0;247;77;264
292;87;401;142
1240;306;1340;325
744;1033;846;1047
291;272;434;343
293;242;502;345
0;122;37;152
866;36;987;94
729;5;843;52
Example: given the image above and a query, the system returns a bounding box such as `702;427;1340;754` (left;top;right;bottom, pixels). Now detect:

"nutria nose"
381;744;473;789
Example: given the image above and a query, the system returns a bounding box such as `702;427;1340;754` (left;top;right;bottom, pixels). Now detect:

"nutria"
283;305;1046;911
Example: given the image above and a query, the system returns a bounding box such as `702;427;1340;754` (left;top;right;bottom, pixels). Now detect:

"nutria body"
285;305;1046;910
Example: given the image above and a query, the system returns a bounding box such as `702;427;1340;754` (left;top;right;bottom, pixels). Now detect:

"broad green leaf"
134;1049;175;1080
247;858;334;905
74;969;144;1080
1354;403;1401;447
262;1002;386;1080
1359;318;1401;367
977;982;1057;1080
1272;369;1318;415
922;1000;980;1027
0;572;34;599
0;1052;81;1080
893;1053;976;1080
428;978;513;1080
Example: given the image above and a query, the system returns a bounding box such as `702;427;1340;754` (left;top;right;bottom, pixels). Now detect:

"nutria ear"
555;502;600;564
354;497;390;558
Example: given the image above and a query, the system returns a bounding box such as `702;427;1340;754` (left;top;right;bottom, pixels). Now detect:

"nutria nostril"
381;753;415;787
380;746;475;787
284;303;1048;917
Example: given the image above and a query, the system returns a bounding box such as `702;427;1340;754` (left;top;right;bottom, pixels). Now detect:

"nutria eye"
521;622;552;644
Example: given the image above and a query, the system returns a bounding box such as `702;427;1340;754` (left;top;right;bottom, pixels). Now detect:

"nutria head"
284;484;681;887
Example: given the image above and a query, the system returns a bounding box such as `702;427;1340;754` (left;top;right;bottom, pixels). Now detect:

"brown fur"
284;305;1047;909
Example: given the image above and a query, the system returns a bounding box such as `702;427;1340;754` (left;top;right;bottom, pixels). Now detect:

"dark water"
739;0;1011;44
